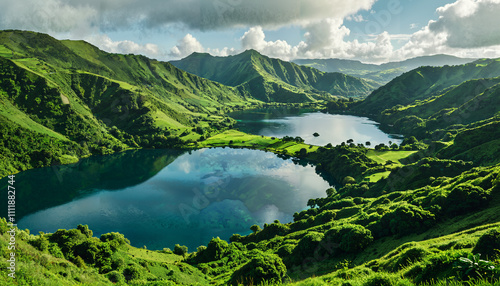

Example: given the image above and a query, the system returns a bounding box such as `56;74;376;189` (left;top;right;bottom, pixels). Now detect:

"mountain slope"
171;50;379;102
353;58;500;116
293;54;476;84
0;30;259;177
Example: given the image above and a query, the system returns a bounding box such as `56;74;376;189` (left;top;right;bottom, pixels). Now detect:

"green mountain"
171;50;379;102
0;30;261;177
293;54;476;84
352;58;500;116
2;30;500;286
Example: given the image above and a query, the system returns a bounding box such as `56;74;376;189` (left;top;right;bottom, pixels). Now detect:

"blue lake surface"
3;110;402;250
9;148;330;250
230;108;403;146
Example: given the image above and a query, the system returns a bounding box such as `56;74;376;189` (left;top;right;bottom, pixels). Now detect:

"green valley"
1;29;500;286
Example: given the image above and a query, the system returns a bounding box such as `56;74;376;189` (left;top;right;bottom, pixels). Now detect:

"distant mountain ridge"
293;55;477;84
171;50;379;102
353;58;500;116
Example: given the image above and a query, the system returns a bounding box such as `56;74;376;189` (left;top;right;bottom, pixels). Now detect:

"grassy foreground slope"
171;50;379;102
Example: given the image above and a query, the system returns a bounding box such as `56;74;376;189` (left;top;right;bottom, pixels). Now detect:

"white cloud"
346;14;365;22
240;26;307;60
394;0;500;60
239;20;395;63
169;34;205;58
207;47;237;57
0;0;97;37
429;0;500;48
0;0;376;33
88;34;161;58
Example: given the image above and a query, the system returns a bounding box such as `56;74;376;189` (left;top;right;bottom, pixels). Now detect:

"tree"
365;141;371;146
342;176;356;186
326;188;336;197
307;199;317;208
230;252;286;285
173;244;188;256
298;148;307;156
250;224;262;234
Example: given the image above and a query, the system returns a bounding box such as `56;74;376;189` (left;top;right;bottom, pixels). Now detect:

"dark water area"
3;148;330;250
229;108;403;146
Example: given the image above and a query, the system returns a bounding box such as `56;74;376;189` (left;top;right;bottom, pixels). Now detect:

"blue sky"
1;0;500;63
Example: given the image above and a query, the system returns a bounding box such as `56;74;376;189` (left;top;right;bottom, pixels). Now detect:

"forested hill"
171;49;379;102
0;30;257;178
293;54;476;84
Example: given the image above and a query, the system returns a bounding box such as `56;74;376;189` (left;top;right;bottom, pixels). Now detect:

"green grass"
0;44;12;58
125;245;182;264
366;150;417;165
366;171;391;182
194;130;319;156
364;150;416;182
0;95;68;140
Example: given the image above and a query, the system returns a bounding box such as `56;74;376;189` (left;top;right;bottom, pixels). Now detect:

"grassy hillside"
352;58;500;115
171;50;379;102
2;29;500;286
293;55;476;84
0;30;263;178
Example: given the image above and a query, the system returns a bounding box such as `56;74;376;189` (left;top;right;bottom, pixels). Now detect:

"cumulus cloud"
0;0;375;33
88;34;161;58
240;26;306;60
395;0;500;60
240;20;394;63
429;0;500;48
170;34;205;58
169;34;236;59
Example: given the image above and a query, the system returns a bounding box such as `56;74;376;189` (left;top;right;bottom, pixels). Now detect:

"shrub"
473;228;500;260
292;232;325;264
77;224;93;238
173;244;188;256
405;249;469;284
256;222;291;241
123;264;142;281
454;253;498;281
230;252;286;285
343;176;356;186
29;235;49;252
100;232;130;250
250;224;262;233
48;243;64;258
314;210;337;225
378;203;435;237
325;224;373;253
444;183;490;216
197;237;228;262
106;270;125;283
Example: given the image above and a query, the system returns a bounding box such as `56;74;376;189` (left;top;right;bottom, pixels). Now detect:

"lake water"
229;108;403;146
5;148;330;250
2;110;401;251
